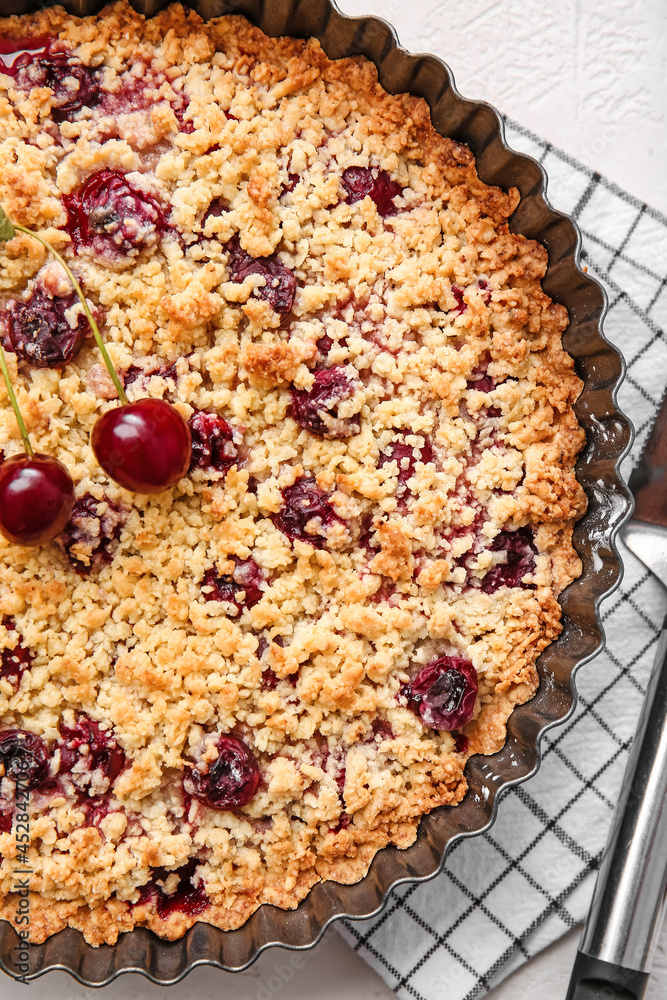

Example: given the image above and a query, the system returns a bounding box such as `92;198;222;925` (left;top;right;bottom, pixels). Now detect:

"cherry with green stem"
0;206;192;494
0;341;74;546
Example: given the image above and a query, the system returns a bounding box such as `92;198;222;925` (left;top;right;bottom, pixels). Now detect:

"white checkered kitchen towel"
338;119;667;1000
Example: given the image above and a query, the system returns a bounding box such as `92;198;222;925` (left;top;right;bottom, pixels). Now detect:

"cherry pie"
0;2;586;945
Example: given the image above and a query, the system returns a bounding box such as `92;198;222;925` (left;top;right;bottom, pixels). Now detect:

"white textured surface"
338;0;667;215
2;2;666;997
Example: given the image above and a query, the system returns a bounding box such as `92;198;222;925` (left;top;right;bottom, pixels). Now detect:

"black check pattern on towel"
338;118;667;1000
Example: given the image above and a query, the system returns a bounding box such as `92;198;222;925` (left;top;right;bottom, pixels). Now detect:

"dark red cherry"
58;715;127;788
63;169;169;256
341;167;402;217
271;476;342;549
409;656;478;731
380;434;434;502
226;235;296;313
45;57;100;123
152;358;184;381
466;354;511;396
201;558;264;613
188;410;239;474
137;859;210;918
57;492;124;574
0;619;33;689
184;735;260;810
257;635;294;689
0;809;12;834
335;766;346;794
91;399;191;494
3;286;90;368
0;729;51;791
0;454;75;547
290;366;361;439
481;527;537;593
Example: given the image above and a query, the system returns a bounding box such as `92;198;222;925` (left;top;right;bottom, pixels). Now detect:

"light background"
3;1;666;997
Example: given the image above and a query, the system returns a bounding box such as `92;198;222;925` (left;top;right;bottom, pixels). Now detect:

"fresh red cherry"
0;454;74;546
91;398;191;494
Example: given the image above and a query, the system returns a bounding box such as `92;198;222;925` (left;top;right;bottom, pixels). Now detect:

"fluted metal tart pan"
0;0;634;985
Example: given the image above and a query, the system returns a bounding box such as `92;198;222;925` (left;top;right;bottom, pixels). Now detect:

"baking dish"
0;0;633;984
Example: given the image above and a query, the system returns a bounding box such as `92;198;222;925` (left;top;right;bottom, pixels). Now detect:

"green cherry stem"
0;205;191;496
0;343;33;457
11;223;129;405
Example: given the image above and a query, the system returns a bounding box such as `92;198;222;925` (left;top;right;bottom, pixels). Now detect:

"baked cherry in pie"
0;2;585;945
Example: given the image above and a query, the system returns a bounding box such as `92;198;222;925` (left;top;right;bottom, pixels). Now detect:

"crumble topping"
0;1;585;945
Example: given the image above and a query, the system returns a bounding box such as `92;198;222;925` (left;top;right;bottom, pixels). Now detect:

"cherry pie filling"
1;285;91;368
406;657;479;731
290;366;361;440
341;166;403;216
271;477;344;548
57;493;125;573
226;234;296;313
63;169;171;257
0;620;32;690
136;859;210;918
201;558;265;613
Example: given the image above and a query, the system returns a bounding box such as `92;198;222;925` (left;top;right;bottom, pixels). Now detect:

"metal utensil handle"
566;622;667;1000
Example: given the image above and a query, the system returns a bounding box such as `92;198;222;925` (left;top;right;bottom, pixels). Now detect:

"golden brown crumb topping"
0;1;585;944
